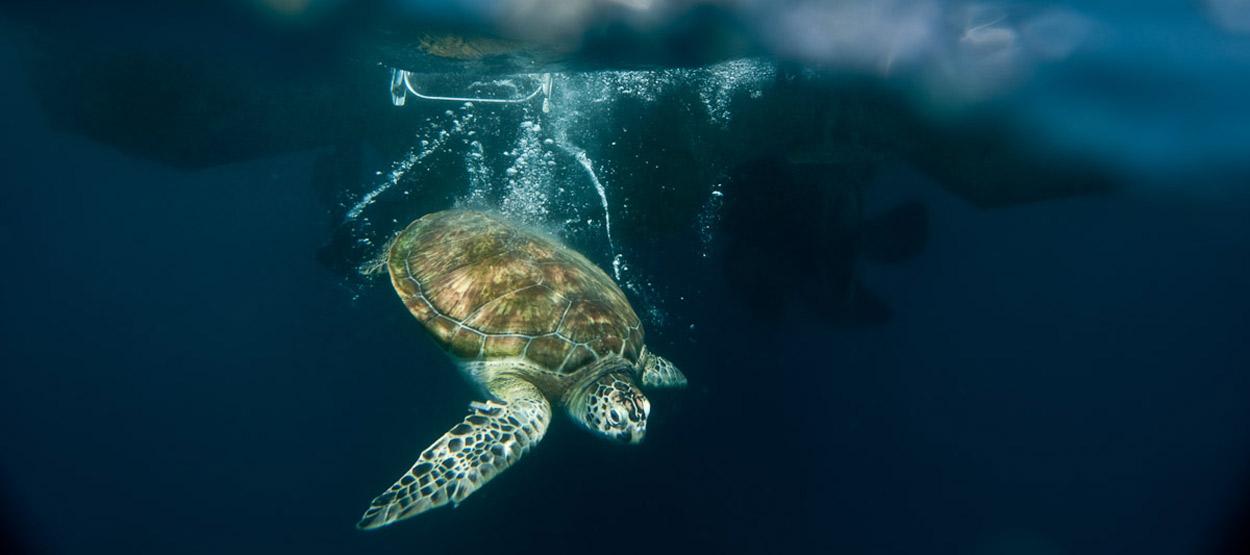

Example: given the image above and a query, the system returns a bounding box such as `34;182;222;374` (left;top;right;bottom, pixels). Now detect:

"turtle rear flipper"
357;376;550;529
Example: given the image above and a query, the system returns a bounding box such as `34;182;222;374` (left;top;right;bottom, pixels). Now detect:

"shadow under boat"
718;156;929;327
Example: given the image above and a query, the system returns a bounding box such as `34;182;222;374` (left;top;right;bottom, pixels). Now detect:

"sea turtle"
357;210;687;529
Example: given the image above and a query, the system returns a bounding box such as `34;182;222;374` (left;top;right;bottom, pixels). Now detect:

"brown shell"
388;210;644;372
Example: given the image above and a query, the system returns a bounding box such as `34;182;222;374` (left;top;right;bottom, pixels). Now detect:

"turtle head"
567;371;650;444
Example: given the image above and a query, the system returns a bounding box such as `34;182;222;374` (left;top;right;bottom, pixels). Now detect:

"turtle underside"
387;210;644;373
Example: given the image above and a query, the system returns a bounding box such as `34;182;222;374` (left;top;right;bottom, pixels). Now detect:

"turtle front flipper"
640;349;688;388
357;376;550;529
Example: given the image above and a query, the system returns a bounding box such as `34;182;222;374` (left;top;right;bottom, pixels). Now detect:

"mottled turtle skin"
388;210;644;391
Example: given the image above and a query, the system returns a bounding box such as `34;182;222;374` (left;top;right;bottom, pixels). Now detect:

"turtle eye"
608;408;622;425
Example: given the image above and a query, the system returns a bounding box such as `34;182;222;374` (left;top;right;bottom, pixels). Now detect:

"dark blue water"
3;3;1250;554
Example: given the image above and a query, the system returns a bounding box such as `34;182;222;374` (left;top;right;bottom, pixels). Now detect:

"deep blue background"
3;12;1250;555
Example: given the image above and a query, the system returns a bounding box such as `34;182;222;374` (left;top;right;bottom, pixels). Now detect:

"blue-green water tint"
3;2;1250;554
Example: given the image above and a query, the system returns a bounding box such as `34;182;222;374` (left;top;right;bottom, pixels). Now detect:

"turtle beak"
618;396;649;444
618;428;646;444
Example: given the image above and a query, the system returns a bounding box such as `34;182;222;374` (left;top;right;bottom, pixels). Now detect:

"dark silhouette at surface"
721;156;928;325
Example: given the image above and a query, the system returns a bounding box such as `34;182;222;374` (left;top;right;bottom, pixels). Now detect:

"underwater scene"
2;1;1250;553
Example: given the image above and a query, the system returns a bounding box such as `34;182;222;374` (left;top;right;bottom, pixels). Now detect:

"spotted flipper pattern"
357;377;550;529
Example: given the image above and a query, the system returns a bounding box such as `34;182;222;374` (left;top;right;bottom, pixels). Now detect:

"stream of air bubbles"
340;59;775;318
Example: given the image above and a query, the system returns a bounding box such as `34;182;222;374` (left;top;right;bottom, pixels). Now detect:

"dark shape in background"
3;1;414;170
720;156;929;326
728;69;1117;209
